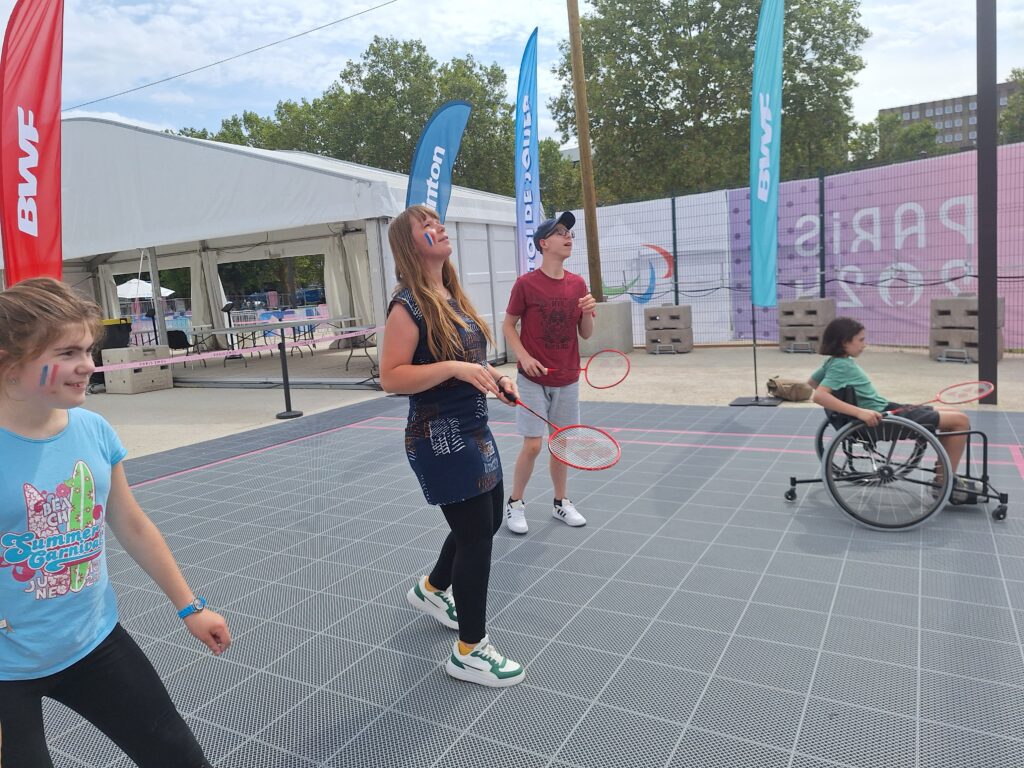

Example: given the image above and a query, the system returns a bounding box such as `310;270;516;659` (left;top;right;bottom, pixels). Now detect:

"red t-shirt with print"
506;268;587;387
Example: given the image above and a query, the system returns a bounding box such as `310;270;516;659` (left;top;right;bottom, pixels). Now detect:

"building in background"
879;81;1020;149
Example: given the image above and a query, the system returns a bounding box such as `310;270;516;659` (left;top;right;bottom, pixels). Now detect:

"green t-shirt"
810;356;889;412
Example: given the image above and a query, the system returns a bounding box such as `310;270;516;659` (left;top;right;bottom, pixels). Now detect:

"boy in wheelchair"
808;317;976;504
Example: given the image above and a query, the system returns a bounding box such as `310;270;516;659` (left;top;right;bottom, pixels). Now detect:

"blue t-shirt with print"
0;408;126;680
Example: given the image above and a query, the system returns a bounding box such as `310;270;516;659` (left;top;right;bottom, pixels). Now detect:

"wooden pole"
566;0;604;302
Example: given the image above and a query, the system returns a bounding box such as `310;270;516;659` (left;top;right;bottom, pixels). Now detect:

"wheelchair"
786;401;1009;531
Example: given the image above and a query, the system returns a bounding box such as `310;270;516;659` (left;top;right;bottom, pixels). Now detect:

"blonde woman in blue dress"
380;205;525;687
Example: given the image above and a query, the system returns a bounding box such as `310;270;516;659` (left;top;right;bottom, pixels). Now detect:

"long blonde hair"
388;205;494;361
0;278;104;394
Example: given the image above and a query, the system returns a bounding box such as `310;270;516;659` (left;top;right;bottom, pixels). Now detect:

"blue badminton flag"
749;0;785;307
515;28;542;274
406;100;472;222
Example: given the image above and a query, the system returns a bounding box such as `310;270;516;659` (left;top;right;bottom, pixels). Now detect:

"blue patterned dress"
388;288;502;506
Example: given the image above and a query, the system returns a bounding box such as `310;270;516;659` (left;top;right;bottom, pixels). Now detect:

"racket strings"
548;425;620;470
938;381;994;404
584;351;630;389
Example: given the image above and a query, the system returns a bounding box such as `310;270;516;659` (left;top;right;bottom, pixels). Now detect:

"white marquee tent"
116;278;174;299
0;117;518;357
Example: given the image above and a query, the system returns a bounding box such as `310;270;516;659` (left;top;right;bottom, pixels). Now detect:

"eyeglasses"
550;227;574;239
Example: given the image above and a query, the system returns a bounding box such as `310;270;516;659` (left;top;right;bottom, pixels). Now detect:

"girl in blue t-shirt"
380;205;525;688
808;316;970;477
0;278;230;768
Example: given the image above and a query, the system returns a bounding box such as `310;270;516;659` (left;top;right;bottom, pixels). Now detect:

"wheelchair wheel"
814;419;830;461
823;415;952;530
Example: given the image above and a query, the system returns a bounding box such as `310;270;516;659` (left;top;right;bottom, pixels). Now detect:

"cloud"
851;0;1024;123
3;0;1023;142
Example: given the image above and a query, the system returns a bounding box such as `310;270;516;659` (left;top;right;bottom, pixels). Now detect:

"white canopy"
116;278;174;299
0;117;518;357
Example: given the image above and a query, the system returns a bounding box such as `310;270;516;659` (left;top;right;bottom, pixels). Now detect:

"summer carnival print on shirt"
1;459;104;600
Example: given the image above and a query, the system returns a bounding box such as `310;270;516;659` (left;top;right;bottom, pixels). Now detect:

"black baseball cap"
533;211;576;252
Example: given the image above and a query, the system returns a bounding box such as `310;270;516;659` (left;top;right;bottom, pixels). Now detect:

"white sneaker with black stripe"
445;635;524;687
552;498;586;527
406;576;458;630
505;498;528;534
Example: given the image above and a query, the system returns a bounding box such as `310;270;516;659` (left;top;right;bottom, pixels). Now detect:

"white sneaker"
406;576;458;630
552;498;586;527
445;635;524;687
505;498;528;534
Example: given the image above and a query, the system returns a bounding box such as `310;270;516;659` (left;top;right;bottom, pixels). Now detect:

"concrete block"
929;328;1004;362
645;328;694;354
101;346;174;394
777;298;836;327
930;295;1005;329
778;324;827;353
643;305;692;330
578;301;634;358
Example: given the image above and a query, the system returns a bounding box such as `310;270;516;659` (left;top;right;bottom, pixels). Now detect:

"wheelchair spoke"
822;416;950;530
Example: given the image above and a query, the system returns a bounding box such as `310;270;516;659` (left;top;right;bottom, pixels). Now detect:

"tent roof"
3;117;516;267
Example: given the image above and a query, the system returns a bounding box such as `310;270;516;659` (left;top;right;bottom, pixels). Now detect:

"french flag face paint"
424;233;434;247
40;364;58;388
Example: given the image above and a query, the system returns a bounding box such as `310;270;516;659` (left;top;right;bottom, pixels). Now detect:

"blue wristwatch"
177;596;206;619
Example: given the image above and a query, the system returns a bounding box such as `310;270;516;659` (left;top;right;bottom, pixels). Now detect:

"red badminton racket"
886;380;994;415
548;349;630;389
498;386;621;470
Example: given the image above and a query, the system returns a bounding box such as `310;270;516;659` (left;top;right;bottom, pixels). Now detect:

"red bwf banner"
0;0;64;285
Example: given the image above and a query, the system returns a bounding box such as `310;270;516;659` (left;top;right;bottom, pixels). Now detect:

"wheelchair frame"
786;413;1010;531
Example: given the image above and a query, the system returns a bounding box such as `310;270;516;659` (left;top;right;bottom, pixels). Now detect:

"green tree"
182;37;515;195
538;138;582;214
848;113;948;168
999;68;1024;144
549;0;870;202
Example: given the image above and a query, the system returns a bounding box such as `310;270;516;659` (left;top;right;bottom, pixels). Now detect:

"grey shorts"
515;376;581;438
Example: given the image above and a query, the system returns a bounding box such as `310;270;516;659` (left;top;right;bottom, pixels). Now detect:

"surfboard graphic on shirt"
66;461;97;592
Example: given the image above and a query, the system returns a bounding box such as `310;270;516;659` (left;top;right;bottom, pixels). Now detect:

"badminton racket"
886;380;994;415
548;349;630;389
498;386;621;470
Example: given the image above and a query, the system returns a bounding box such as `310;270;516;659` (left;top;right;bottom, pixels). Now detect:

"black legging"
0;623;210;768
430;481;504;644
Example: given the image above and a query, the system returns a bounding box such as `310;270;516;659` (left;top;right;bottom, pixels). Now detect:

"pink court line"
128;414;1024;489
364;414;1024;451
128;416;382;488
345;420;1024;474
1009;445;1024;480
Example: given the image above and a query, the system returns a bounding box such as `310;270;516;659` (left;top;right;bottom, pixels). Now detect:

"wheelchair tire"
814;419;830;461
823;415;952;530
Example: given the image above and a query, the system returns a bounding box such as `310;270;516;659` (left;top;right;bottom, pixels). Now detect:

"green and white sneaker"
406;576;458;630
445;635;525;687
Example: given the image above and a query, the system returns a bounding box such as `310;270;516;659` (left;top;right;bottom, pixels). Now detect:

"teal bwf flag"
406;100;472;222
749;0;784;308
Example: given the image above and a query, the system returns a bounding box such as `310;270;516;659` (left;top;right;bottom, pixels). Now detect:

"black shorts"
885;402;940;431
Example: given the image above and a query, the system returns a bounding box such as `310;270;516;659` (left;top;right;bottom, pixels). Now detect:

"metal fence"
565;143;1024;351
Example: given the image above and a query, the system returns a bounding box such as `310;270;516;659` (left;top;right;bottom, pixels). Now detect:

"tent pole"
146;248;169;347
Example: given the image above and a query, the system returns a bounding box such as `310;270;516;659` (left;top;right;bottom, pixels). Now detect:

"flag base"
729;396;783;407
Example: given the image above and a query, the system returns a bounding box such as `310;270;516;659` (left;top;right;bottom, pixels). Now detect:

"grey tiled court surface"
46;399;1024;768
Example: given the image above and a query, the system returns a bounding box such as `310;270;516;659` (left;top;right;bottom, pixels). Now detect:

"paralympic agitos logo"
603;244;673;304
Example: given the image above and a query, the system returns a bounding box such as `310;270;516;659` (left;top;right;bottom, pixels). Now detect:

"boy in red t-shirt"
502;211;597;534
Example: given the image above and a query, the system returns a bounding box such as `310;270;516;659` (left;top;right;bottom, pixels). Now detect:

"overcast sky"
1;0;1022;143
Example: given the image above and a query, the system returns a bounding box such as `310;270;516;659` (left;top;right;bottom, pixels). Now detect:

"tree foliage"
180;37;516;196
999;68;1024;144
549;0;870;202
848;113;950;168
